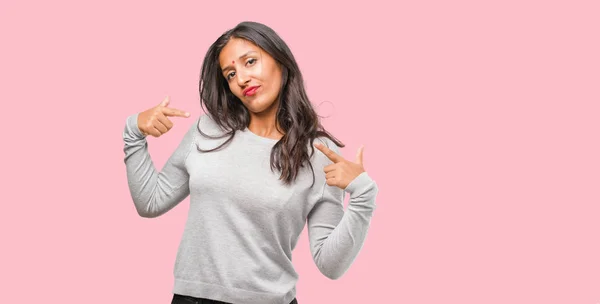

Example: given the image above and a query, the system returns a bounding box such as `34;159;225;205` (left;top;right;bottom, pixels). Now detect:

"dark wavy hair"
196;21;344;187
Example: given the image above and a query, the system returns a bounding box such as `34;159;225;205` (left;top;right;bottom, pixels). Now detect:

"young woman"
122;21;379;304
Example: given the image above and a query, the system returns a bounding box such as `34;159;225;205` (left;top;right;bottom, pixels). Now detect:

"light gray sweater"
122;112;379;304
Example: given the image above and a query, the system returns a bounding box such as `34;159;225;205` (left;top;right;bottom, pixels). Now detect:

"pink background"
2;0;599;303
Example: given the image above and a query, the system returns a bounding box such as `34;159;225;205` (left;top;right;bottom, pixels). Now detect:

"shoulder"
314;136;341;153
311;136;341;167
195;112;229;137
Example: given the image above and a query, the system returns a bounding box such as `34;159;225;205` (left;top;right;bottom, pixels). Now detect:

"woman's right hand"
137;96;190;137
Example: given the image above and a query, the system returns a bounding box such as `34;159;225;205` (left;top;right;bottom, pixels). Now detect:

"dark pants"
171;293;298;304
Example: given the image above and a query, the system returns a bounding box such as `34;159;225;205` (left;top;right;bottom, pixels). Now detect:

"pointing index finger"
162;107;190;118
314;142;343;163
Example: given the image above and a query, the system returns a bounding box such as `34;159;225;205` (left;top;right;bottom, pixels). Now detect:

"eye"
225;58;257;81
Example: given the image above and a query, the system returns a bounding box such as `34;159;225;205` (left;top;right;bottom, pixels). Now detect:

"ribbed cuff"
126;113;146;139
344;172;376;195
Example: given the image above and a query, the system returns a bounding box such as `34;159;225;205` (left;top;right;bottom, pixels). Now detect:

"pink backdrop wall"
1;0;599;303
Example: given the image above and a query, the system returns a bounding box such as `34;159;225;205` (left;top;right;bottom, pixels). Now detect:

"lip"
243;86;260;96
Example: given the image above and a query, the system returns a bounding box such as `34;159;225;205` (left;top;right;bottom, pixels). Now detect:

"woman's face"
219;38;282;115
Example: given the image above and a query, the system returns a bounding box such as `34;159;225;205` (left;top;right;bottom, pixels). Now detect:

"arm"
307;143;379;280
122;113;197;218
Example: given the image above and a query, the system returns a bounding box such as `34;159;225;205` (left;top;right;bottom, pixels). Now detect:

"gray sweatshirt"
122;112;379;304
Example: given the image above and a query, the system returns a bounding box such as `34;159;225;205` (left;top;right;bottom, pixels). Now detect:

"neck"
247;101;285;140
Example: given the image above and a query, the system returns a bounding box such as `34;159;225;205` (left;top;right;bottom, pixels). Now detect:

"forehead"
219;38;260;66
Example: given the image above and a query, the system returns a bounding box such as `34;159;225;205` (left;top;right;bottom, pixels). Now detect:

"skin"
218;37;284;140
314;143;366;190
137;96;189;137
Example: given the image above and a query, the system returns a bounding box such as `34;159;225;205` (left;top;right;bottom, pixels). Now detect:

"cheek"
228;85;240;97
271;70;282;88
270;75;282;94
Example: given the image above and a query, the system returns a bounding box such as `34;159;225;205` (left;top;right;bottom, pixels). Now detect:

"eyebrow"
221;51;258;74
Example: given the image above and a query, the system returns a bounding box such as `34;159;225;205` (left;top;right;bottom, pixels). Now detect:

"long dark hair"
196;21;344;187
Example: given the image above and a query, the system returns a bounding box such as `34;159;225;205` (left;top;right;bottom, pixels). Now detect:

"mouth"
243;86;260;96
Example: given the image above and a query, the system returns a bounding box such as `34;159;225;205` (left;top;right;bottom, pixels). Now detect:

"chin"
241;101;263;112
247;106;269;114
245;98;268;109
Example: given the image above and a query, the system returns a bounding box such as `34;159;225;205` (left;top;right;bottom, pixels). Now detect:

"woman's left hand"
314;143;366;190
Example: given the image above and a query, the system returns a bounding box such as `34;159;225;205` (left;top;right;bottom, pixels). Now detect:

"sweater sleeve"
307;141;379;280
122;113;198;218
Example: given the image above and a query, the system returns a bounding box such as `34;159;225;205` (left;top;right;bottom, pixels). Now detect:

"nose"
236;68;251;87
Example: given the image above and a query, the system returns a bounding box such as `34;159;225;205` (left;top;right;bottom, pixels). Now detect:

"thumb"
160;95;170;107
355;145;364;166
